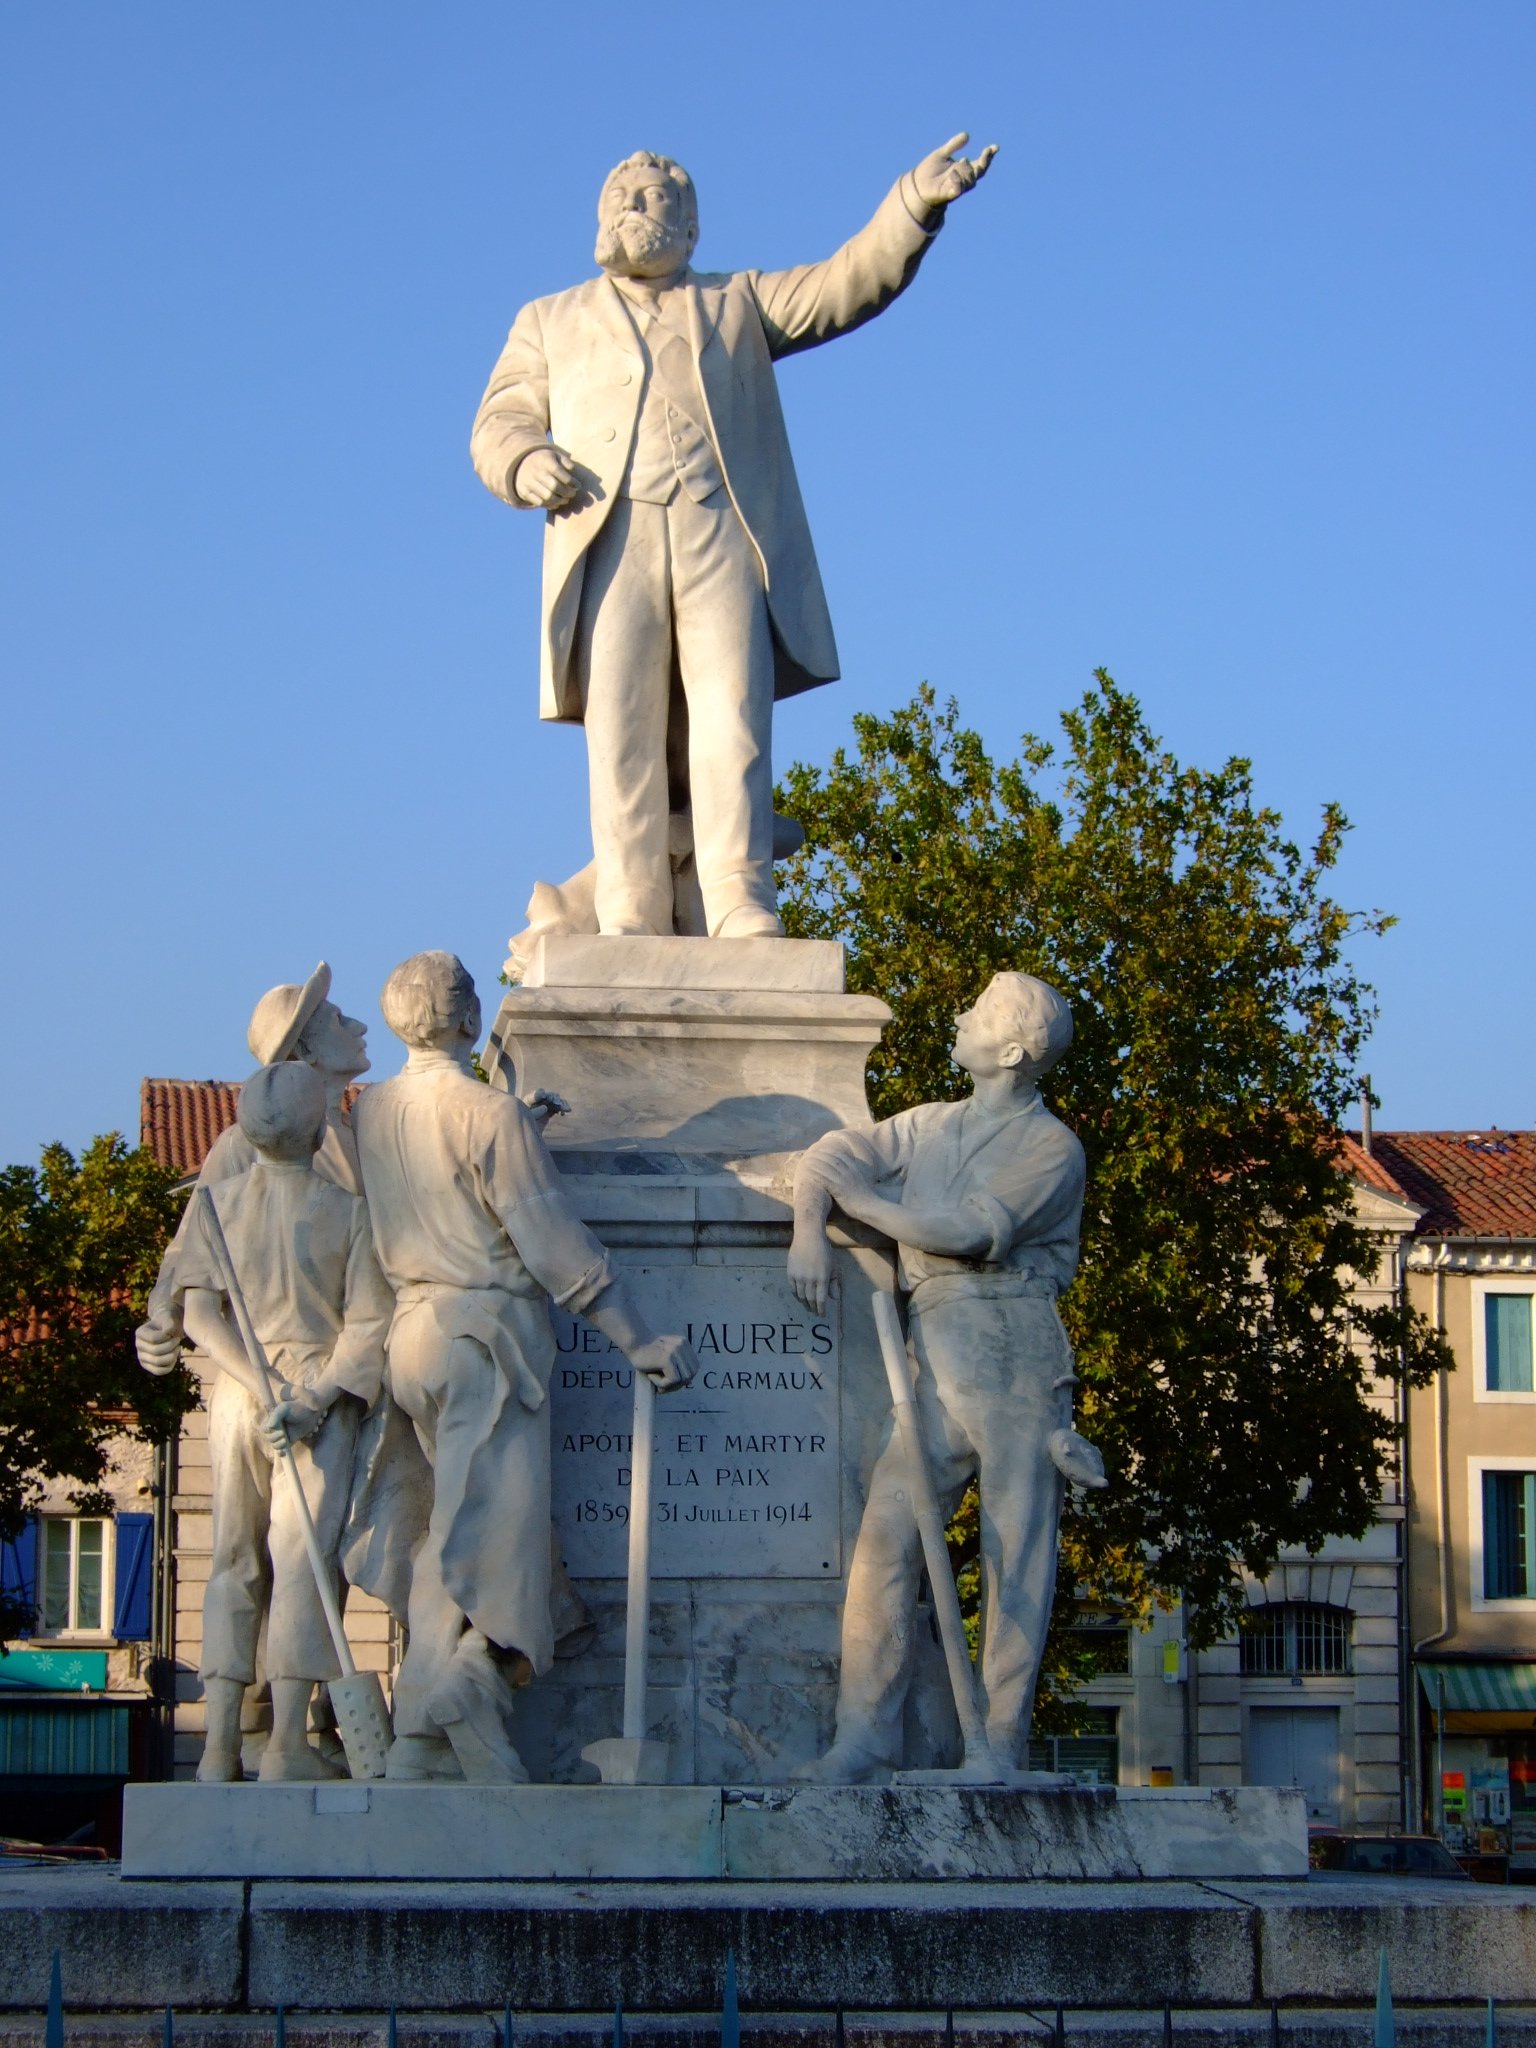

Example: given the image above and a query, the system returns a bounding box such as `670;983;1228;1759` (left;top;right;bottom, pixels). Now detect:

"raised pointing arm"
750;133;997;361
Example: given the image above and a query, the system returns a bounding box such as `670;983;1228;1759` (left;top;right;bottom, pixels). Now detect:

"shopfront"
1419;1661;1536;1879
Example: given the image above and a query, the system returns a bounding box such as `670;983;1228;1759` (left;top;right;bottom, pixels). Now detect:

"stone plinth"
484;936;887;1165
520;935;848;995
120;1782;1305;1882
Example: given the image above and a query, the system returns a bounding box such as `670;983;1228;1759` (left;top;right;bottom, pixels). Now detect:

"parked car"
1309;1832;1470;1878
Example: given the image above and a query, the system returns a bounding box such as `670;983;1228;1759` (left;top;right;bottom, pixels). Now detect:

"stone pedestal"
119;1783;1307;1881
483;937;958;1785
485;934;884;1169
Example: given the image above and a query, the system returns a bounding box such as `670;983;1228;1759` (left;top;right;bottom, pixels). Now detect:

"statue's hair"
236;1061;326;1160
986;972;1074;1077
381;950;478;1050
598;151;698;235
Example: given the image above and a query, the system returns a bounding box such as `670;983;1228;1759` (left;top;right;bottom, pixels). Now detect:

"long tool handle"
871;1290;992;1764
198;1190;357;1680
622;1367;657;1742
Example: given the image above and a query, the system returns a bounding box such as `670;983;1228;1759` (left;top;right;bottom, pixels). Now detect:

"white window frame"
35;1515;116;1639
1469;1457;1536;1611
1472;1280;1536;1404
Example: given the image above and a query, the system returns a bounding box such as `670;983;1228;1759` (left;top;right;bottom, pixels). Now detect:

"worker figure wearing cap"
134;966;382;1770
171;1063;394;1782
354;950;699;1783
136;963;370;1376
136;963;593;1772
787;972;1103;1782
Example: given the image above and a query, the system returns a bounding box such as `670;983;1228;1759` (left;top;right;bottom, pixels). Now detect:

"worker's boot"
426;1630;530;1784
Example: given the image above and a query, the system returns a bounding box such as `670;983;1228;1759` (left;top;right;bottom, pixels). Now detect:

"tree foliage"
776;676;1447;1697
0;1135;193;1640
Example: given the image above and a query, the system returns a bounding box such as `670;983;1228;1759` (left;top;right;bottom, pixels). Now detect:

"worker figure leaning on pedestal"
352;950;698;1783
788;972;1105;1782
172;1063;394;1783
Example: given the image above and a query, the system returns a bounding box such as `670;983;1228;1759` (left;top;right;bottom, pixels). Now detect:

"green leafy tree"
0;1135;193;1642
777;676;1447;1714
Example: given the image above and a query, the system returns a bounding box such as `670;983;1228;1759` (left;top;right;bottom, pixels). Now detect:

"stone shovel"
871;1290;1059;1787
197;1189;394;1781
581;1364;670;1784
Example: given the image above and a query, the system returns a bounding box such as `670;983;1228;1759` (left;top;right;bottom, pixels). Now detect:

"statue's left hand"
135;1318;183;1377
522;1088;571;1130
787;1230;835;1317
263;1388;327;1451
912;131;998;209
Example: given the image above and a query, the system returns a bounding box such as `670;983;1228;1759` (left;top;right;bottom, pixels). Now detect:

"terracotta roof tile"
1335;1132;1412;1200
139;1078;242;1176
139;1077;364;1178
1367;1131;1536;1240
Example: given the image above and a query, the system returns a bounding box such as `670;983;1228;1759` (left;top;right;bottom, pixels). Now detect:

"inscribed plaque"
551;1265;840;1578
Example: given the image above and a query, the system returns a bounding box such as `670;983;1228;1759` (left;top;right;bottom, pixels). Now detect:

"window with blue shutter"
1484;1470;1536;1598
1486;1295;1535;1393
0;1521;38;1639
112;1512;154;1642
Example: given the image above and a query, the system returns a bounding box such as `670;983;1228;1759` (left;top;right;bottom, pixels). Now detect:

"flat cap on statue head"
236;1061;327;1159
247;962;332;1066
380;950;481;1051
986;971;1074;1079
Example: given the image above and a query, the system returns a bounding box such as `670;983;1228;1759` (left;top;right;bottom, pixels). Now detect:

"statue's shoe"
384;1734;464;1783
714;906;787;939
426;1656;531;1785
257;1742;348;1783
790;1739;894;1785
195;1746;243;1784
313;1729;348;1772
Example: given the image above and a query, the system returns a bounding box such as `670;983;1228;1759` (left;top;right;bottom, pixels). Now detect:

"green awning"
0;1648;109;1693
1419;1662;1536;1713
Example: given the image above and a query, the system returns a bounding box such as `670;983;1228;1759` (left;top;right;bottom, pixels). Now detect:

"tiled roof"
139;1077;364;1178
1365;1131;1536;1241
140;1079;242;1177
1334;1132;1412;1201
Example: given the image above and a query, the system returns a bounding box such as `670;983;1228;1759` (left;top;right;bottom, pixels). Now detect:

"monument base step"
2;1867;1533;2014
120;1783;1305;1882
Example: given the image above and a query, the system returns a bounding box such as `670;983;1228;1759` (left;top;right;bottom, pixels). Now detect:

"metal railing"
37;1946;1512;2045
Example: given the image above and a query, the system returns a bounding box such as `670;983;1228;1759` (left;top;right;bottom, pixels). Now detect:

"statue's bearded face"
595;159;697;278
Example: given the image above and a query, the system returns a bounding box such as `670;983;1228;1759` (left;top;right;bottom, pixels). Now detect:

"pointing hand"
912;132;998;210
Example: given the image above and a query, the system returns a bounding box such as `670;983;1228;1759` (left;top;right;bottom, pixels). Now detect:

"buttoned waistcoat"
471;175;941;723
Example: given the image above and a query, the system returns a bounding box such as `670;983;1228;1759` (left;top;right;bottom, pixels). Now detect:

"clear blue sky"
2;3;1531;1162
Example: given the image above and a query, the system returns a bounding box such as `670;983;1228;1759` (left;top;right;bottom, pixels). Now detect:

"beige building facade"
1376;1129;1536;1872
0;1429;167;1847
1071;1142;1425;1831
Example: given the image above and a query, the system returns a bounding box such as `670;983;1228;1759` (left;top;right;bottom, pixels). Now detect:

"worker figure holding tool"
788;972;1106;1784
172;1062;395;1782
354;952;697;1785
